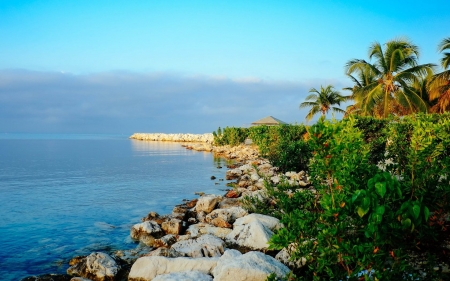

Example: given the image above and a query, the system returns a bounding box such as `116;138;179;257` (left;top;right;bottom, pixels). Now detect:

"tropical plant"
428;37;450;113
343;64;378;116
299;85;348;121
346;38;435;118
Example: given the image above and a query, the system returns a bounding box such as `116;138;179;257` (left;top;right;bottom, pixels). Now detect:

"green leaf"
357;205;370;218
375;182;386;198
424;206;430;221
352;190;365;203
375;205;385;215
412;204;421;220
401;218;411;229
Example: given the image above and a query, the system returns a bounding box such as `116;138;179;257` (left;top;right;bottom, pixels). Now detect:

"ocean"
0;134;229;281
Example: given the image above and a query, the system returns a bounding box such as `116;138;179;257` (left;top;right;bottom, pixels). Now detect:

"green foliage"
212;126;248;146
248;124;311;173
264;115;450;280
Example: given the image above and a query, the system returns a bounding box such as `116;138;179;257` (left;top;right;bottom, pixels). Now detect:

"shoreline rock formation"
130;133;214;143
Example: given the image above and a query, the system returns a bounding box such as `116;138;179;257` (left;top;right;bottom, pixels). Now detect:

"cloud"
0;69;345;134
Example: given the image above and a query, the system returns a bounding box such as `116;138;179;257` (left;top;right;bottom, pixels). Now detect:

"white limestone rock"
171;234;225;258
195;195;222;214
226;220;273;250
205;207;248;225
186;223;232;239
128;256;218;281
212;249;290;281
161;218;183;235
153;234;177;248
67;252;119;281
225;214;282;250
234;214;283;231
130;221;163;240
152;271;213;281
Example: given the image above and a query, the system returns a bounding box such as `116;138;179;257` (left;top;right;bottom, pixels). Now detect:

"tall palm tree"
428;37;450;113
343;64;378;117
300;85;348;121
346;38;435;118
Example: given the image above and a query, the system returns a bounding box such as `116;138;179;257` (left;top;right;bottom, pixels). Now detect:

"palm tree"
428;38;450;113
346;38;435;118
343;64;378;117
300;85;348;121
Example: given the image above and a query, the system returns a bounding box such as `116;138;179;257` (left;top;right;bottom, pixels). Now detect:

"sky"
0;0;449;134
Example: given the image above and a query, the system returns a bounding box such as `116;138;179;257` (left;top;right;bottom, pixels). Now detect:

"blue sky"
0;1;449;133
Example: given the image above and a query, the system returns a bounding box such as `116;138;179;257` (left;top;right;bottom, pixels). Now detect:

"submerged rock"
20;274;71;281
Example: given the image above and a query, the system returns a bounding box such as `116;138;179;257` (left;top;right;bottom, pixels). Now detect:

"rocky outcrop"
130;133;214;143
128;256;218;281
212;249;290;281
225;214;282;251
66;252;120;281
130;221;163;246
185;223;232;239
195;195;222;214
170;234;225;258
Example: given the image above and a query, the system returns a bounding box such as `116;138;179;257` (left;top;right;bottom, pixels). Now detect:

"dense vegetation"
214;114;450;280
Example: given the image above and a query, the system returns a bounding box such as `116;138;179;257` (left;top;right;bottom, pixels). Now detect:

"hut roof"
251;116;287;126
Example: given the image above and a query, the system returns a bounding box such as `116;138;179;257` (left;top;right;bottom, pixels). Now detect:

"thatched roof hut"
251;116;287;126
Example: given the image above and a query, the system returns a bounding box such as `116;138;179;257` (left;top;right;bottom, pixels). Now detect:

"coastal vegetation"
212;37;450;280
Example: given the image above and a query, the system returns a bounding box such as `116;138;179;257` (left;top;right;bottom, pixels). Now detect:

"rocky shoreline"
22;138;313;281
130;133;214;143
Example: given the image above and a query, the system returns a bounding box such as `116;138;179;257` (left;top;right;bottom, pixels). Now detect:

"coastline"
23;133;307;281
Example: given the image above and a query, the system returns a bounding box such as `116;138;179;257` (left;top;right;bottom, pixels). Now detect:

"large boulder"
130;221;163;240
205;207;248;226
195;195;222;214
128;256;218;281
152;271;213;281
67;252;119;281
161;219;183;235
225;214;282;251
171;234;225;258
186;223;232;239
212;249;290;281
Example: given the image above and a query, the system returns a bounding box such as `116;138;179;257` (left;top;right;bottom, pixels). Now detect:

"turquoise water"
0;134;228;280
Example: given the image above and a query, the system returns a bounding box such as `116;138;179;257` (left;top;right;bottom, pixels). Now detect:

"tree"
299;85;348;121
428;37;450;113
346;38;435;118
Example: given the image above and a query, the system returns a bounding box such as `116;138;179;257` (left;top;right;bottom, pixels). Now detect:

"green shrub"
267;116;450;280
212;126;248;146
248;124;311;173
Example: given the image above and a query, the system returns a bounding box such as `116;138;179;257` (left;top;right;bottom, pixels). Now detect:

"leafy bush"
212;126;248;146
266;116;450;280
248;124;311;173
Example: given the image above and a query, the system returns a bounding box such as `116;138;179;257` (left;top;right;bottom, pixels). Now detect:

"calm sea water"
0;134;229;281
